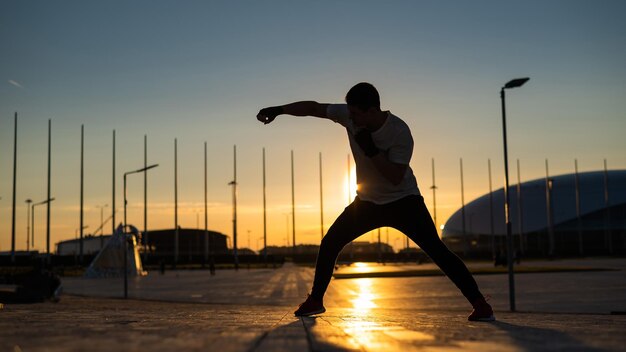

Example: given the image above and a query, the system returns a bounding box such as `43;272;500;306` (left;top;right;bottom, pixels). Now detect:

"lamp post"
26;199;32;252
32;198;55;252
46;119;52;264
262;148;268;263
123;164;158;299
229;145;238;270
488;159;495;258
204;142;209;266
500;77;529;312
11;113;18;263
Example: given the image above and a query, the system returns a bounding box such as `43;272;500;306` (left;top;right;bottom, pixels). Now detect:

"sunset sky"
1;1;625;253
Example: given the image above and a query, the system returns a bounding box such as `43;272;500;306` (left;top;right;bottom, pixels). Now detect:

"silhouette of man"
257;82;494;321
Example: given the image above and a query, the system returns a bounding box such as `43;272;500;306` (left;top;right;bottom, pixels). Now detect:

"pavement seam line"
300;317;314;352
319;316;367;352
247;310;291;352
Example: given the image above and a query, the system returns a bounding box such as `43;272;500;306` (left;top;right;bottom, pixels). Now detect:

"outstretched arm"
257;101;329;124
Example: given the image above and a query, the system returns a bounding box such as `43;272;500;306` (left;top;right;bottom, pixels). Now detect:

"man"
256;82;495;321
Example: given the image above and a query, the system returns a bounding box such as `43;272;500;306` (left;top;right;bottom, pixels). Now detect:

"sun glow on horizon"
343;159;358;205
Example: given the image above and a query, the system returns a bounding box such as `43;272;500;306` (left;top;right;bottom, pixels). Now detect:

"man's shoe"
294;295;326;317
468;297;495;322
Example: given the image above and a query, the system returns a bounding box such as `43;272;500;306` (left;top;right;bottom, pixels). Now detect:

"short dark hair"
345;82;380;111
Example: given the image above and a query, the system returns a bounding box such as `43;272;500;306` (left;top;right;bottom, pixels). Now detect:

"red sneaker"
294;295;326;317
468;297;495;322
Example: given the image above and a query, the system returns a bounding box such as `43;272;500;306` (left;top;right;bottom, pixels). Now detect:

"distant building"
142;228;228;258
442;170;626;257
56;235;109;255
56;228;229;258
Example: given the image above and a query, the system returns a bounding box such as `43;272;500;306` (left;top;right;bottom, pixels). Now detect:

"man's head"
346;82;380;111
346;82;382;128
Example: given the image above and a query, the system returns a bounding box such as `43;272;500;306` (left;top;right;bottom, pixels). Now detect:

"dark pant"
311;195;483;304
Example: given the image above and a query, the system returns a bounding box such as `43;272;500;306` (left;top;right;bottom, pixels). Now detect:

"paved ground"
2;258;626;351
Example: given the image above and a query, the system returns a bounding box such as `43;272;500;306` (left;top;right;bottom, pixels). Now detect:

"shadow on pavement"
252;316;360;352
302;316;361;352
251;319;309;351
493;321;607;352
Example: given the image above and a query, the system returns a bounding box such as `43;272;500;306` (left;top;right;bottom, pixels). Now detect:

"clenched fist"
257;106;284;125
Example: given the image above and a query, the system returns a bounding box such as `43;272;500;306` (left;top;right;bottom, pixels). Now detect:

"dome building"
442;170;626;258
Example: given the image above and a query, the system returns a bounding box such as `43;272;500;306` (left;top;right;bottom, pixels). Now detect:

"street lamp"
32;198;55;252
123;163;158;299
500;77;529;312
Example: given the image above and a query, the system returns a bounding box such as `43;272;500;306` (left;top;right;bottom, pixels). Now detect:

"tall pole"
174;138;179;264
488;159;495;258
144;135;148;260
460;158;468;257
123;173;128;298
26;199;32;252
46;119;52;263
291;150;296;256
11;112;17;263
31;202;35;250
204;142;209;264
501;87;515;311
430;158;438;234
112;130;116;237
516;159;524;255
262;148;267;262
232;145;238;270
80;124;84;264
319;152;324;241
574;159;583;255
500;77;528;311
545;159;555;257
603;159;612;254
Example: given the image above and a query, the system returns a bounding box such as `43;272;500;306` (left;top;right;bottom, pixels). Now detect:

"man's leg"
392;196;483;303
391;195;494;321
310;199;381;301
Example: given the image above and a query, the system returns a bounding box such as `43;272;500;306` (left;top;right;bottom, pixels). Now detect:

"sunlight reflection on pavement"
349;278;377;311
314;262;520;351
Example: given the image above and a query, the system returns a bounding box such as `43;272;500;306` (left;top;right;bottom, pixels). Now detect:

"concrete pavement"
1;258;626;351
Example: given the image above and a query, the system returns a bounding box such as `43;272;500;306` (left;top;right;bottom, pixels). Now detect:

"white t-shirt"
327;104;421;204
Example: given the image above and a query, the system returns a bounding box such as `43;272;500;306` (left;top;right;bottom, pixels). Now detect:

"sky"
1;0;625;253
